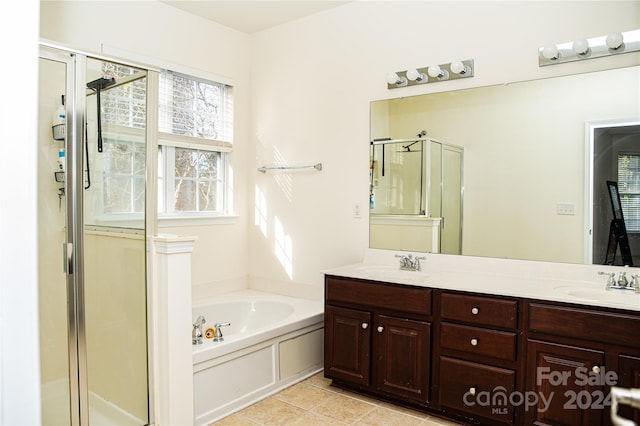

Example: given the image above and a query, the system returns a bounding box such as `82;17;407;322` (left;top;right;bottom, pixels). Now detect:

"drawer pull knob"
377;326;384;333
471;307;479;315
592;365;601;374
361;322;368;329
469;386;477;395
470;338;478;346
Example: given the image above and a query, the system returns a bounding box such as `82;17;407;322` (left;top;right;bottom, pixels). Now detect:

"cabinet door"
325;305;371;386
375;315;431;403
617;354;640;425
526;339;605;426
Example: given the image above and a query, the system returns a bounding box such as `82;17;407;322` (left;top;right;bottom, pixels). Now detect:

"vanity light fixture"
386;59;474;89
539;28;639;66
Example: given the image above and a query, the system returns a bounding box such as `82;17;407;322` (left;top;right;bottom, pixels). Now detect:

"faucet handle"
632;274;640;293
213;322;231;342
598;271;616;289
618;271;629;287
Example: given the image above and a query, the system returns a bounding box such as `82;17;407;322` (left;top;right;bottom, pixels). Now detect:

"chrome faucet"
192;315;206;345
395;253;427;271
598;271;640;293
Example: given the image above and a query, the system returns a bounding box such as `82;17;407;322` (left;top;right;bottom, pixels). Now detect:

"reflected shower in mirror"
370;65;640;265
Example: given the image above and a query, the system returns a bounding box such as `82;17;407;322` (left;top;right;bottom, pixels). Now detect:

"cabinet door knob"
592;365;601;374
471;307;479;315
361;322;368;329
470;338;478;346
469;386;477;395
377;326;384;333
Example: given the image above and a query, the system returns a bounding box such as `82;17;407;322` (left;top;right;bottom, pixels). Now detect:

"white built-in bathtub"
192;290;324;425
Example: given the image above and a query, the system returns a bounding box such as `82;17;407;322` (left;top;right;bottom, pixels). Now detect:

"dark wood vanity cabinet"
525;302;640;426
324;276;432;404
324;275;640;425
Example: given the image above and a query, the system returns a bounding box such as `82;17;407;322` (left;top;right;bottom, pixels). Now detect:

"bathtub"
192;290;324;425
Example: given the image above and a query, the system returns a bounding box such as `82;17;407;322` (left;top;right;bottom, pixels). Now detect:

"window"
157;70;234;218
617;153;640;232
98;62;147;217
158;146;224;214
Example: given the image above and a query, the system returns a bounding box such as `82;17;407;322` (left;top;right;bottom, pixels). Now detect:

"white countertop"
324;250;640;312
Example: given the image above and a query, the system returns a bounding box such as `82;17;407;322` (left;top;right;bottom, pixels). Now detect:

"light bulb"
606;32;624;49
572;39;590;55
542;45;560;60
450;61;468;75
386;72;402;85
406;69;426;82
427;65;448;80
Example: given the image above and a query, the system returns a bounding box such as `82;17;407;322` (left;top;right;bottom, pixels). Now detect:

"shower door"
38;46;150;425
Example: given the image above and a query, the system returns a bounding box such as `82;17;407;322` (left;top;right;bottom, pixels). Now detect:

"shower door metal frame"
39;45;88;426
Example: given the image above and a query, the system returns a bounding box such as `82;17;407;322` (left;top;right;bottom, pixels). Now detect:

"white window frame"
157;133;234;222
156;69;236;226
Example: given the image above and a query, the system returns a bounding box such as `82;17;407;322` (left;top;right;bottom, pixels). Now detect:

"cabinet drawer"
440;323;517;361
326;276;431;316
528;303;640;348
441;292;518;329
439;356;515;424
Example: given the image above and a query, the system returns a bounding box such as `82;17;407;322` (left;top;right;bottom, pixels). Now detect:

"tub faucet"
193;315;206;345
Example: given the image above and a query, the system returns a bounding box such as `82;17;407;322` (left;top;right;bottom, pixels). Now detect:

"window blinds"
158;70;233;145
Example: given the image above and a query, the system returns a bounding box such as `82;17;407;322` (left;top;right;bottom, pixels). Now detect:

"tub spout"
213;322;231;342
193;315;206;345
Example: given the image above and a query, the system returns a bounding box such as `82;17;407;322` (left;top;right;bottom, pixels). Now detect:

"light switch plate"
557;202;575;215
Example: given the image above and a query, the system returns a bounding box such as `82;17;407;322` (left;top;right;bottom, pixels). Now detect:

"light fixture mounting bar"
539;28;640;67
387;59;474;89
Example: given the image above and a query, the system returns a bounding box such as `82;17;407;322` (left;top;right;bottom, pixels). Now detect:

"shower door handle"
63;242;73;274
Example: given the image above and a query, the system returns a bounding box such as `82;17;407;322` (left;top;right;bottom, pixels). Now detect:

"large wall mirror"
370;65;640;266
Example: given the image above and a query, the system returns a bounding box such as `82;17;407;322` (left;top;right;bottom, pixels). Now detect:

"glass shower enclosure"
38;45;150;425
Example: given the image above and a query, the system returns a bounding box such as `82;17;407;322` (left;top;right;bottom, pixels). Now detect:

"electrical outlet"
353;202;362;218
557;202;576;215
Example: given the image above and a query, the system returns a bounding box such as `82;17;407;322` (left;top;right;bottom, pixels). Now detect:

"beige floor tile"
311;393;376;423
356;406;425;426
303;372;335;390
274;382;334;410
236;397;306;425
373;400;432;420
289;410;349;426
211;411;259;425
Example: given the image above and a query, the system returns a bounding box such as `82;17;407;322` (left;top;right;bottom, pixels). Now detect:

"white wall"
249;1;640;292
0;0;41;423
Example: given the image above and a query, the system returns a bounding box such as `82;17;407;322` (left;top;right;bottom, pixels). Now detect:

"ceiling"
160;1;351;34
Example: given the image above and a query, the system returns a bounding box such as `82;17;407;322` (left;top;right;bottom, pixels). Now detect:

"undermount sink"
554;285;640;307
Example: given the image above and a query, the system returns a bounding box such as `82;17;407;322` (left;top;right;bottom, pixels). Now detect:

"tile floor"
212;372;462;426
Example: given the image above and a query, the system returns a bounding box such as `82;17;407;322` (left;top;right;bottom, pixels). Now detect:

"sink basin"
554;286;640;308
